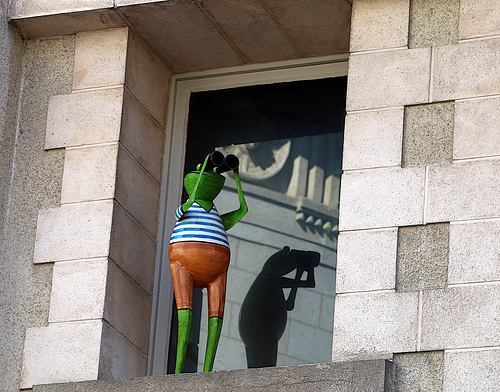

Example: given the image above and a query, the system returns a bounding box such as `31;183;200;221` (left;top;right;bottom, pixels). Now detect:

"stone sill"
33;360;394;392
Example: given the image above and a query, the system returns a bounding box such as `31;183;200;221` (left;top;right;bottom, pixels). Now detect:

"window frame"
148;55;348;376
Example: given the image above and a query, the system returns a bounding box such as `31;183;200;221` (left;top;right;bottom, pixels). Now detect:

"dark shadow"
238;247;320;368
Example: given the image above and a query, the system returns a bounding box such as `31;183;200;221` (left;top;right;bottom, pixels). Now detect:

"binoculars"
204;151;239;174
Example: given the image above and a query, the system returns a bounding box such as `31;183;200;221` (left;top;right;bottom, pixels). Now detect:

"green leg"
203;316;223;372
175;309;193;374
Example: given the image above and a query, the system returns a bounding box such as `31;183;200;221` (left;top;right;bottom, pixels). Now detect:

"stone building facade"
0;1;499;391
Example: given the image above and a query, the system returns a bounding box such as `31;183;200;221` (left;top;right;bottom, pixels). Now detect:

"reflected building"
195;134;343;371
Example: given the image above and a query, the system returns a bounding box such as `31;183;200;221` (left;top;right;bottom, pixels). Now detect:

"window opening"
168;77;346;372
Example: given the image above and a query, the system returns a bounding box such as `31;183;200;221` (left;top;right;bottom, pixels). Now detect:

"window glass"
170;77;346;372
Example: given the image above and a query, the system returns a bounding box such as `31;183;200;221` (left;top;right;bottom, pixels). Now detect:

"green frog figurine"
169;151;247;373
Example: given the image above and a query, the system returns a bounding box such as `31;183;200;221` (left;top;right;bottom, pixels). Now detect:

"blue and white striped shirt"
170;202;229;248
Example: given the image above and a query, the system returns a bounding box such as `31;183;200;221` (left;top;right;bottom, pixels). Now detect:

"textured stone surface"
9;0;113;18
99;322;148;380
420;284;500;350
442;349;500;392
124;30;170;127
73;28;128;90
109;203;156;295
339;167;425;231
393;351;444;392
459;0;500;40
350;0;409;52
0;35;75;392
332;291;418;361
336;228;397;293
409;0;459;48
33;200;114;263
45;88;123;149
343;109;403;170
454;97;500;160
48;258;108;322
426;159;500;222
115;146;160;237
20;321;103;389
103;260;152;354
432;38;500;102
61;144;119;203
34;360;395;392
396;223;449;291
347;48;431;111
403;102;454;167
120;88;165;183
449;219;500;284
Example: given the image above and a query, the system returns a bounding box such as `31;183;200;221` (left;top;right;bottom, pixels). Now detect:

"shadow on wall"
238;247;320;368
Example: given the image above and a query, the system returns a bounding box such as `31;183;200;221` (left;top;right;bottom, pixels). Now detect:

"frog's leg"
204;272;227;372
170;261;194;374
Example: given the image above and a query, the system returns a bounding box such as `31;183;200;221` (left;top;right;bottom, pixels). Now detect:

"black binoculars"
204;151;239;174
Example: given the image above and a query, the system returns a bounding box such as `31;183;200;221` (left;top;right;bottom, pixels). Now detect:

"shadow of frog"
238;246;320;368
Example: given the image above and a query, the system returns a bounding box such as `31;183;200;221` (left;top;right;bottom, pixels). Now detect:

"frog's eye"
196;164;202;171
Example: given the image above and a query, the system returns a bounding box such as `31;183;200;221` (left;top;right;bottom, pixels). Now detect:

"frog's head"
184;156;226;202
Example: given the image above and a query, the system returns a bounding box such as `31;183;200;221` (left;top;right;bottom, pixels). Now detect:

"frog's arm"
181;154;210;213
220;168;248;231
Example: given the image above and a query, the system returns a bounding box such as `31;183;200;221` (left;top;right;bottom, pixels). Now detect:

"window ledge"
33;360;394;392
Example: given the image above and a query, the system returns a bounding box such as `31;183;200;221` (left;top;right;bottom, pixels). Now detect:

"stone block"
9;9;126;40
403;102;454;167
124;31;170;127
393;351;444;392
33;360;395;392
9;0;113;18
347;48;431;111
350;0;409;52
61;144;119;204
449;219;500;284
261;0;351;57
120;89;165;182
73;28;129;90
115;146;160;237
433;38;500;102
45;88;123;149
332;291;419;361
409;0;459;48
396;223;449;291
459;0;500;40
339;167;425;231
195;0;300;63
420;284;500;350
48;258;108;322
99;321;148;380
426;159;500;223
109;203;156;295
336;228;397;293
443;349;500;392
103;261;151;354
343;109;403;170
20;320;103;389
33;200;113;263
454;97;500;160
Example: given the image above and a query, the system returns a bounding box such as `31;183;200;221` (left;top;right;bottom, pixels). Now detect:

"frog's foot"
175;308;193;374
203;316;223;372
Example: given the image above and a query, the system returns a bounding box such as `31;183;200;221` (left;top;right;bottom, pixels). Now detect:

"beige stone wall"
334;0;500;390
0;14;76;391
20;28;171;389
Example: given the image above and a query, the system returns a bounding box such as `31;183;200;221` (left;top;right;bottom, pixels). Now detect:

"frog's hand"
220;169;248;231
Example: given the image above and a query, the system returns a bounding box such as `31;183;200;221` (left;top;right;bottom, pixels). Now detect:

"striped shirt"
170;202;229;248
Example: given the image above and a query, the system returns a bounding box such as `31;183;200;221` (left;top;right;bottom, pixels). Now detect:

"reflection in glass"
196;134;342;371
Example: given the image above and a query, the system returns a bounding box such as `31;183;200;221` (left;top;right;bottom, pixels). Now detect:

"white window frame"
148;55;348;376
